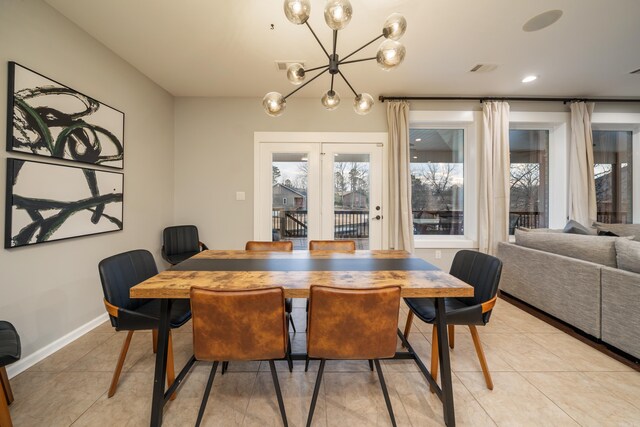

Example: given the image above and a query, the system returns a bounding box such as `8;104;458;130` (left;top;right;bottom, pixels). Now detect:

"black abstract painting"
5;158;124;248
7;62;124;169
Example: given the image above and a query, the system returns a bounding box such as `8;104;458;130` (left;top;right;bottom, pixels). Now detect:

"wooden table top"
130;250;474;299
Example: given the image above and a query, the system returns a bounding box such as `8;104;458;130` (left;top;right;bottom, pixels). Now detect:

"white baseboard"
6;313;109;379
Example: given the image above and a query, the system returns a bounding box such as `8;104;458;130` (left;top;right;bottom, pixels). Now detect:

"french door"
256;139;384;249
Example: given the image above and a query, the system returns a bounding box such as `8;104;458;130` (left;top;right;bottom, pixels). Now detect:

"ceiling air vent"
275;60;305;71
630;67;640;75
469;64;498;73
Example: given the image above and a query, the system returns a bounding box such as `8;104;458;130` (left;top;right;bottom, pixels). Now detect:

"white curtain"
387;101;414;252
479;101;510;255
568;102;596;226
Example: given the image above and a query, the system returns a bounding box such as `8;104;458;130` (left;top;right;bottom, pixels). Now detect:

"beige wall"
0;1;175;360
173;97;386;249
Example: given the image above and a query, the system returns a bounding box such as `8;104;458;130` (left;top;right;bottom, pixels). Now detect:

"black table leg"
434;297;455;426
150;299;172;427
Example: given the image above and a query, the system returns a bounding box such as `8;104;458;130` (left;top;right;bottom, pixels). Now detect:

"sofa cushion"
615;238;640;274
594;222;640;241
514;229;618;267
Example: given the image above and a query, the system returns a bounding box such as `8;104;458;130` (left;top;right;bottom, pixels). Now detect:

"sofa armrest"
497;242;602;338
601;267;640;359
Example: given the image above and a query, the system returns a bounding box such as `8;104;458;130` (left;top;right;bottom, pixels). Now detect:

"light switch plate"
236;191;245;201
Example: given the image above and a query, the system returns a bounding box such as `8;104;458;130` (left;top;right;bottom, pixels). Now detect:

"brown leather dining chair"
306;285;401;427
190;287;289;427
308;240;356;251
245;241;297;332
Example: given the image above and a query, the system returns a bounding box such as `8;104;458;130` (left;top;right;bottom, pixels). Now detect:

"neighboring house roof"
273;183;306;197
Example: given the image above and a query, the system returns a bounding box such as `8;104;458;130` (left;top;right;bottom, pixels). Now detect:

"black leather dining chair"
161;225;208;265
403;250;502;390
99;249;191;398
0;321;20;427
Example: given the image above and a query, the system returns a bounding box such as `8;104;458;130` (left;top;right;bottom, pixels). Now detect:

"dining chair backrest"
308;240;356;251
190;287;287;362
307;285;401;360
163;225;201;256
245;241;293;251
98;249;157;326
449;250;502;322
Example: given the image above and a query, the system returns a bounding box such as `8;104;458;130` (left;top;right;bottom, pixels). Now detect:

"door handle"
372;215;382;220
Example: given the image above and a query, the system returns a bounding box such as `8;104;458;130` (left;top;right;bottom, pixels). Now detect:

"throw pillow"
598;230;619;237
615;238;640;274
593;222;640;242
563;219;596;235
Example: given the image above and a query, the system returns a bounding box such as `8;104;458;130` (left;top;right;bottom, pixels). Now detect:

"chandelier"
263;0;407;116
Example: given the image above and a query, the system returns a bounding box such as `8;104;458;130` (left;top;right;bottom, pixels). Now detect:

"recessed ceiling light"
415;138;422;142
301;157;308;161
412;156;418;159
522;75;537;83
523;10;563;32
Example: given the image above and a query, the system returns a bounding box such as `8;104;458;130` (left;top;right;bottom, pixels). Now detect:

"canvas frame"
7;62;125;169
4;158;124;249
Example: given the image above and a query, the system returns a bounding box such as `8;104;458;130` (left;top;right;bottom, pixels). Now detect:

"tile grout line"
452;371;499;427
68;389;109;426
239;364;261;426
515;370;584;426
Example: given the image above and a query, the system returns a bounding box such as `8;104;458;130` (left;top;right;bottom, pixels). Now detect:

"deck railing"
272;209;369;239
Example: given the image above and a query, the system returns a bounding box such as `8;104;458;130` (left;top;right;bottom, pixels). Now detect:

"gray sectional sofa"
497;225;640;359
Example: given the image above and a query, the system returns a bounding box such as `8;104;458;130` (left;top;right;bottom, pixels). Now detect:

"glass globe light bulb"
263;92;286;117
353;93;374;115
324;0;353;30
283;0;311;25
287;63;306;85
376;39;406;70
321;90;341;110
382;13;407;41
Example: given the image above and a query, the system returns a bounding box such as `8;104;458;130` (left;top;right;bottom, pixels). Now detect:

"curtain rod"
377;95;640;104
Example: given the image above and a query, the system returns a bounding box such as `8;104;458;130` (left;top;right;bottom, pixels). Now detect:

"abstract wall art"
7;62;124;169
5;158;124;248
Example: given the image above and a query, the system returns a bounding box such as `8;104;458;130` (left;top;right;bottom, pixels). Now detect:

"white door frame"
254;132;389;249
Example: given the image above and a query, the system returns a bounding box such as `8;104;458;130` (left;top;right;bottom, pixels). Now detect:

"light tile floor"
6;299;640;426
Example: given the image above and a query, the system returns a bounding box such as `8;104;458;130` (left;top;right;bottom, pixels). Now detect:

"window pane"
333;153;370;249
593;130;633;224
509;129;549;234
409;129;464;235
272;153;308;249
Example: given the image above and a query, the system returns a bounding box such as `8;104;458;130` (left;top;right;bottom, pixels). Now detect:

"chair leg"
430;325;438;393
448;325;455;349
221;361;229;375
0;367;13;405
289;315;297;334
306;359;325;427
469;326;493;390
195;361;219;427
403;311;414;343
368;360;374;371
0;376;12;427
373;359;397;427
108;330;134;398
304;357;310;372
152;329;158;354
269;360;289;427
167;331;177;401
286;337;293;373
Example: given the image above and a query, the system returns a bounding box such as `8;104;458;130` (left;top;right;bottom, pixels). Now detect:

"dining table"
129;249;474;426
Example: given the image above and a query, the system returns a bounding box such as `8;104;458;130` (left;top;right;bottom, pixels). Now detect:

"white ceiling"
44;0;640;98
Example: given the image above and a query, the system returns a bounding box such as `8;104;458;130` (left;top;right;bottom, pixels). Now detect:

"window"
509;129;549;233
593;130;633;223
283;197;287;205
409;129;464;235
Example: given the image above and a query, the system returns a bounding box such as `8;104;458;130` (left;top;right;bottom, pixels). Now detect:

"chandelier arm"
338;70;358;97
284;67;330;99
340;57;377;66
305;64;330;73
332;30;338;57
305;21;330;59
339;34;384;64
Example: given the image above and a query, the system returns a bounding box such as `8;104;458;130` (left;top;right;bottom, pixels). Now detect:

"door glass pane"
410;129;464;235
593;130;633;223
272;153;308;249
509;129;549;234
333;153;370;249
